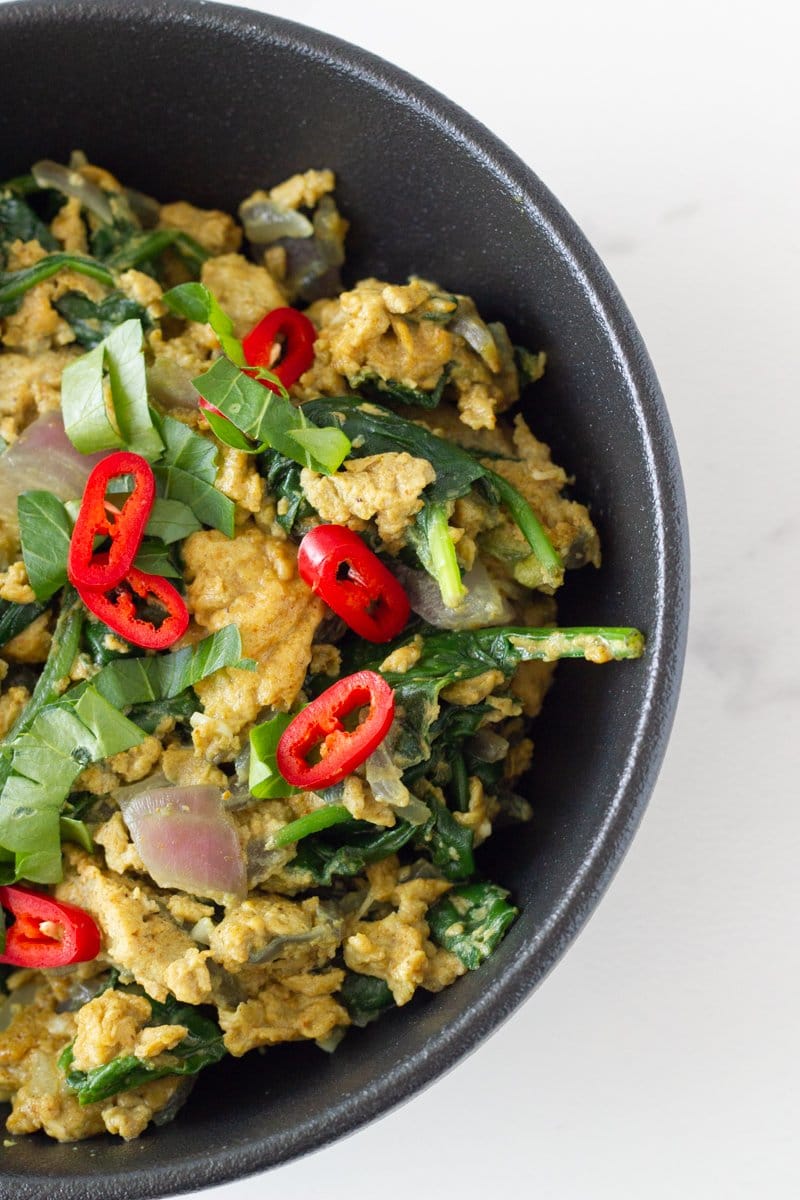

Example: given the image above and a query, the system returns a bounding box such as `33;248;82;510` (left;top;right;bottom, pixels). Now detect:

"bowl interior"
0;3;687;1196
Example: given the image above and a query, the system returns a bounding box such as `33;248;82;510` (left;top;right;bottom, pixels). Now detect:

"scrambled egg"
0;157;603;1144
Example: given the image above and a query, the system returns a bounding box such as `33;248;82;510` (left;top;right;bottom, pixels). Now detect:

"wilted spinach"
427;882;518;969
60;993;226;1105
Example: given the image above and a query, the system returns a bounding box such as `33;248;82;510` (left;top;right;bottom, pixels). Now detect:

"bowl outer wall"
0;1;689;1196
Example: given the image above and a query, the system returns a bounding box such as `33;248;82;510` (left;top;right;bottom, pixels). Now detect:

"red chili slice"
0;885;101;969
78;563;189;651
297;525;410;643
67;451;155;592
276;670;395;790
242;306;317;391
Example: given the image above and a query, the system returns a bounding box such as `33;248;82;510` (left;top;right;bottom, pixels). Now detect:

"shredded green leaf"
61;318;163;458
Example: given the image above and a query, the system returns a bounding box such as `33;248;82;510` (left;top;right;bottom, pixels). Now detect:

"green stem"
502;625;645;662
273;805;352;848
411;501;467;609
485;469;563;589
0;255;114;308
2;588;84;748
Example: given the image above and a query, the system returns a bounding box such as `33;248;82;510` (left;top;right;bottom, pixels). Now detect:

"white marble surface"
183;4;797;1197
9;0;799;1194
177;5;797;1198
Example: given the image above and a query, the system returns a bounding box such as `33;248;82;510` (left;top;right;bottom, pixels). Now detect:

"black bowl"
0;2;688;1196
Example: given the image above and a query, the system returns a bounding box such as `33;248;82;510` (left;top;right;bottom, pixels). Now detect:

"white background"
8;0;800;1195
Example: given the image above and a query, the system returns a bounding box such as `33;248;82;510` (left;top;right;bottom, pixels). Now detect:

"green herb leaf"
61;319;163;458
143;498;201;545
60;993;226;1105
133;538;181;579
0;680;145;884
162;282;246;366
92;625;251;709
193;357;350;474
103;229;209;276
290;819;418;885
17;490;73;601
427;881;518;969
59;816;93;853
152;463;234;537
249;714;302;800
53;289;150;349
0;254;113;318
151;411;219;482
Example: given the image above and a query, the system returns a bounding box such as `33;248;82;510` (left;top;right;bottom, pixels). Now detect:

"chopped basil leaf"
162;282;246;366
143;498;201;545
92;624;252;709
152;463;234;537
61;319;163;458
193;356;350;474
17;490;72;601
133;538;182;579
249;714;302;800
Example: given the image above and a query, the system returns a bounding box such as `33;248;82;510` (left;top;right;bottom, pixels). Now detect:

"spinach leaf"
0;599;47;650
300;397;563;594
406;501;466;609
53;289;150;348
60;993;226;1105
17;490;72;600
99;228;208;276
0;194;58;261
0;254;113;318
126;688;199;735
339;973;394;1026
351;365;450;409
361;625;644;772
260;450;314;534
61;319;163;458
1;589;84;748
92;624;252;709
162;282;246;366
291;818;418;885
414;790;474;880
83;616;137;666
192;357;350;474
249;714;302;800
427;881;518;969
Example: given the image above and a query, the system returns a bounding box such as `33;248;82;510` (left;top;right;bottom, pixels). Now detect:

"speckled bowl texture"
0;2;688;1196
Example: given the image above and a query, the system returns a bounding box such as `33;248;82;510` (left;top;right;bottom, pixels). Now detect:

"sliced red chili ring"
242;306;317;391
78;562;189;651
276;670;395;791
0;885;101;969
297;525;410;643
67;451;155;592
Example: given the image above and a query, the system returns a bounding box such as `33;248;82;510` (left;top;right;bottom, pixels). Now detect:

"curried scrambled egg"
0;158;602;1143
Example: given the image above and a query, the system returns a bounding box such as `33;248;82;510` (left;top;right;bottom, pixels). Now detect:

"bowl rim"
0;0;689;1193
